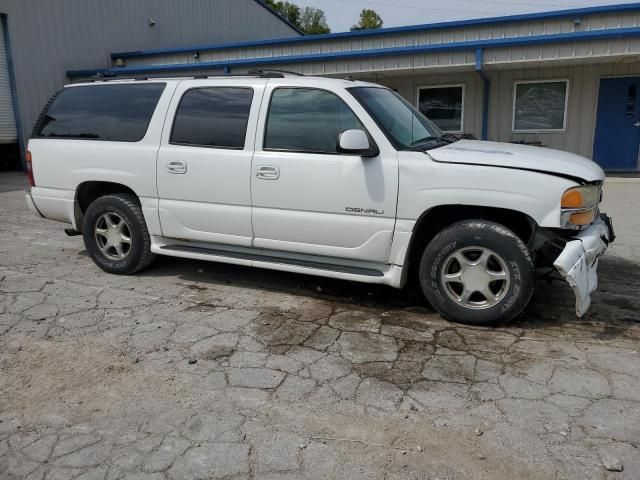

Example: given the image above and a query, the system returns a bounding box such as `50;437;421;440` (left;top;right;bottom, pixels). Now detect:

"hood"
427;140;605;183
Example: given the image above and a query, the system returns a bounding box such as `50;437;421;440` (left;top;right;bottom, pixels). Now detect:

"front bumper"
553;214;614;317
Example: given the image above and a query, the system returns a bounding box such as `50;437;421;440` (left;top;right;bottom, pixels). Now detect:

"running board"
159;244;385;277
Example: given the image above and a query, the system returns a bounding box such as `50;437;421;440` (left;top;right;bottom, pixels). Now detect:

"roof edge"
72;26;640;78
111;2;640;60
252;0;305;36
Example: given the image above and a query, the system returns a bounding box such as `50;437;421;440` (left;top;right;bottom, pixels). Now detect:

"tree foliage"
299;6;331;35
351;9;383;31
265;1;330;35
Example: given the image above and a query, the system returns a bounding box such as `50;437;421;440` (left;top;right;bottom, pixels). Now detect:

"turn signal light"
26;150;35;187
568;210;596;226
561;189;583;208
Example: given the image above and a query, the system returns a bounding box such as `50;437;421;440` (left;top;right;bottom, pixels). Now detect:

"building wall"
0;0;300;158
121;8;640;71
374;61;640;159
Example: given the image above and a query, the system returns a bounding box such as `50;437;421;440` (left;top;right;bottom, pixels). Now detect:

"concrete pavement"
1;173;639;479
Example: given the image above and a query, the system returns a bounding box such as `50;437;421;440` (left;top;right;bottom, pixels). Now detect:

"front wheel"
419;220;534;326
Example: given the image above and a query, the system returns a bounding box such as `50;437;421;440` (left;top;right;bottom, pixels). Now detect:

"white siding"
489;62;640;158
0;18;16;143
372;62;640;159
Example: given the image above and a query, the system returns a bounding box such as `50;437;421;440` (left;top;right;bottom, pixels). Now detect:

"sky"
292;0;639;32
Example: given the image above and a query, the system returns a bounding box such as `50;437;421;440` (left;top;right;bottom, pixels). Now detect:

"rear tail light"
26;150;35;187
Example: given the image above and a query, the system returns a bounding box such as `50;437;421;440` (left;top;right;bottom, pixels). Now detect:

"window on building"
264;88;364;154
513;80;568;132
171;87;254;149
35;84;166;142
417;85;464;132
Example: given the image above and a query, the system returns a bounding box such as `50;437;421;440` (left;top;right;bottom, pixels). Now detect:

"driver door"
250;84;398;263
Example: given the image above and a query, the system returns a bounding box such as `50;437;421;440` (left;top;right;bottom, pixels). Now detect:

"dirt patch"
0;335;178;422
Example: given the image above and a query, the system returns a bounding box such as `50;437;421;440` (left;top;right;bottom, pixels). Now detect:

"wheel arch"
74;181;140;232
403;204;537;283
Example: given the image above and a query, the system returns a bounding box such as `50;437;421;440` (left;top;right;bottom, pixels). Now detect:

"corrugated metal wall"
0;16;16;144
123;10;640;70
0;0;300;164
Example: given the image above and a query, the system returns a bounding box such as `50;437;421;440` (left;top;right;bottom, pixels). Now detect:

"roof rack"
88;69;304;82
247;68;304;77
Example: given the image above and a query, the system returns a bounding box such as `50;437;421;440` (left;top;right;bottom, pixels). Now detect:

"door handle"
633;122;640;127
167;160;187;174
256;165;280;180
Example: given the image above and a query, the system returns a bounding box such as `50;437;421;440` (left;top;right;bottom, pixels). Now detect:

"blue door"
593;77;640;171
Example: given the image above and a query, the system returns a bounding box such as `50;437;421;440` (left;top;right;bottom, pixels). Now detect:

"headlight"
560;185;600;228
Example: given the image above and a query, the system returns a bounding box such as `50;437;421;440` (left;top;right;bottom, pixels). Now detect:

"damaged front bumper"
553;214;615;317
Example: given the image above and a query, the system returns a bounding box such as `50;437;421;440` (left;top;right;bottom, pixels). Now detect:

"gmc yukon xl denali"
25;73;615;325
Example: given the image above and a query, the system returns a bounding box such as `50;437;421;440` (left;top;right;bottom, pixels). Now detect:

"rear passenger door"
157;80;264;246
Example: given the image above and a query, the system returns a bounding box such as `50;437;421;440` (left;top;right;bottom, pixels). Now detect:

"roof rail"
87;70;298;82
248;68;304;77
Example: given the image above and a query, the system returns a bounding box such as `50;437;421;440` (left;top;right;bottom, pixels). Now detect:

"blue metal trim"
71;26;640;78
110;3;640;59
475;48;490;141
251;0;305;36
1;14;26;170
474;48;483;72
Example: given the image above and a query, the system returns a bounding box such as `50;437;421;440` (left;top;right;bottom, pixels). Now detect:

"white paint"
338;129;371;153
427;139;605;182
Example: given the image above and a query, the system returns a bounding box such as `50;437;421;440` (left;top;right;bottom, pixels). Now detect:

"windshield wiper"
405;135;453;151
409;136;441;146
441;132;461;143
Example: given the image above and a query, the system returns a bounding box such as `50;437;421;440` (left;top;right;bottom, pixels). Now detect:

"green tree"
265;0;301;27
299;6;331;35
265;0;330;35
351;9;383;31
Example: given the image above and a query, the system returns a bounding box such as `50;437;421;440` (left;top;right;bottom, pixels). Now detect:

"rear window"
170;87;254;149
34;83;166;142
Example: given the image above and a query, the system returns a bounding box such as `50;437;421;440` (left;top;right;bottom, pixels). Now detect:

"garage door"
0;19;17;144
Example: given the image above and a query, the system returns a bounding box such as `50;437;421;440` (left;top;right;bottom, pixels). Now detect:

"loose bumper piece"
553;214;614;317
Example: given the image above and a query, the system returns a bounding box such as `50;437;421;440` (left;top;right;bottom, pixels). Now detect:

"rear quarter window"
33;83;166;142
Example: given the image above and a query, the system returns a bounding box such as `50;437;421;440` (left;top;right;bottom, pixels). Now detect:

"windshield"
348;86;446;151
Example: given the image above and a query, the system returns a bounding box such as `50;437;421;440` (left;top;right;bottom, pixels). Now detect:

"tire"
418;220;534;326
82;193;155;275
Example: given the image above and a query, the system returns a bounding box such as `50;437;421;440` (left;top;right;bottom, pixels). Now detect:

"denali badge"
346;207;384;215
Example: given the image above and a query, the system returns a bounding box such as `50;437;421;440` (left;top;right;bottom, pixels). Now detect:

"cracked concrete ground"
1;173;639;480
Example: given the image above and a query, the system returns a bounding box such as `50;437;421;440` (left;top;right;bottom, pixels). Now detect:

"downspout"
475;48;489;141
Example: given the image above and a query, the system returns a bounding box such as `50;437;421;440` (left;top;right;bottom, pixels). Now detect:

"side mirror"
337;129;379;157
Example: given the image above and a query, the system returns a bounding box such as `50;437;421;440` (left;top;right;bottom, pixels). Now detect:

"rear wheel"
82;193;155;274
418;220;534;325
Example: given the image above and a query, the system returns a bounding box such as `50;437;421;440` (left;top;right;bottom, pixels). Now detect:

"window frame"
416;83;465;134
512;79;569;133
33;83;167;143
262;86;376;156
169;86;255;150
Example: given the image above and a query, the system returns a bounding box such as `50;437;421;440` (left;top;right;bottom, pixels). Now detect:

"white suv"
25;73;614;325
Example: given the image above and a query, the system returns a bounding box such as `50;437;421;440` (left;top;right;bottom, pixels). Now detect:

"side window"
171;87;254;149
35;83;166;142
264;88;364;154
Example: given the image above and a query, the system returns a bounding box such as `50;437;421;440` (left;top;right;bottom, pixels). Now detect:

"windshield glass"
348;87;445;151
